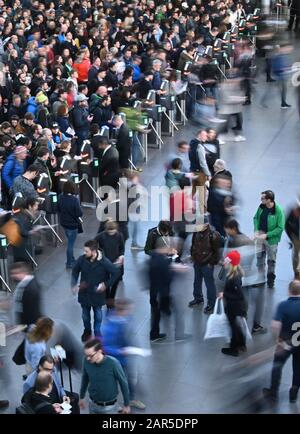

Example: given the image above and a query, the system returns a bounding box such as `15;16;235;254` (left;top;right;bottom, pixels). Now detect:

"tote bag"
204;298;231;342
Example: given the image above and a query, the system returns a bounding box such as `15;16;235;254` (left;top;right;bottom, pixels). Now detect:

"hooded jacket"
253;202;285;245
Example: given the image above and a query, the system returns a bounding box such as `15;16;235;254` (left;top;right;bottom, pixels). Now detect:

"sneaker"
234;135;246;142
218;139;225;145
204;305;214;314
131;244;144;250
289;386;299;403
252;325;268;334
281;104;291;109
262;388;278;402
267;281;274;289
175;333;192;342
218;133;233;142
188;298;204;307
221;347;239;357
208;117;226;124
81;331;92;343
0;400;9;410
130;400;146;410
150;333;167;343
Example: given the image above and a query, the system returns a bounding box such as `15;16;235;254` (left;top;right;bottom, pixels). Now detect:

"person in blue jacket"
1;145;27;206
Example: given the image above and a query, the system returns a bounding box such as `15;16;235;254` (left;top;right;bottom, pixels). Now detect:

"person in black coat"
97;138;120;189
288;0;300;31
26;372;61;414
219;250;248;357
148;240;174;342
10;262;42;327
57;181;83;269
207;175;234;237
113;115;131;169
71;239;120;342
95;220;125;305
144;220;175;255
285;202;300;278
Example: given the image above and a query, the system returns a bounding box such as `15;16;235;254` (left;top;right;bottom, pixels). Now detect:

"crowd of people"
0;0;299;416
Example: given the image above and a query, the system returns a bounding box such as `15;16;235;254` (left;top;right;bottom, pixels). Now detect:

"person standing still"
253;190;285;288
79;339;130;414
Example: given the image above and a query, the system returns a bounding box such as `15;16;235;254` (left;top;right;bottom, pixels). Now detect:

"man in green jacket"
253;190;285;288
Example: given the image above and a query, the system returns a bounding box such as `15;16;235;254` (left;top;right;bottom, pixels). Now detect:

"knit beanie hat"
14;145;27;155
35;91;48;104
225;250;240;266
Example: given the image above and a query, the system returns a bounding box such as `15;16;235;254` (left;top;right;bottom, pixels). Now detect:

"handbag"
77;218;83;234
12;339;26;365
236;316;252;343
204;298;231;342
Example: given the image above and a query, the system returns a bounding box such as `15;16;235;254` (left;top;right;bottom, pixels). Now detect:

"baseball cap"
76;94;89;102
50;122;59;129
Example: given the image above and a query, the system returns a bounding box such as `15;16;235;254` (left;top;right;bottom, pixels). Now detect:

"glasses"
86;351;98;360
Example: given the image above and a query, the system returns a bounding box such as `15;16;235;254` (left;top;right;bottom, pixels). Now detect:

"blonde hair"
227;264;244;280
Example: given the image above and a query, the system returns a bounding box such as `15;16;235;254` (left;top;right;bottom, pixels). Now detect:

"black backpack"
15;401;49;414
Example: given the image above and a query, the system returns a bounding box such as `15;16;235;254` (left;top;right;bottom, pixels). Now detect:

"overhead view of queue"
0;0;299;416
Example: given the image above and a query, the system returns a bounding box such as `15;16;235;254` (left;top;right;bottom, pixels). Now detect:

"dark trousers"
270;346;300;393
227;312;246;350
107;265;123;300
288;13;300;30
223;112;243;134
193;263;216;307
242;78;251;102
150;291;170;339
279;79;287;105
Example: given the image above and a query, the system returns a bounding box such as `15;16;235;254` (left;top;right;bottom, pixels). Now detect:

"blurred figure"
224;220;267;334
102;299;146;410
210;159;232;188
127;172;146;250
144;220;175;256
263;280;300;403
288;0;300;31
0;295;10;410
219;250;248;357
218;71;246;142
271;44;293;109
95;220;125;307
148;239;175;342
189;222;221;313
253;190;285;289
285;199;300;278
10;261;42;328
207;175;235;237
25;317;54;375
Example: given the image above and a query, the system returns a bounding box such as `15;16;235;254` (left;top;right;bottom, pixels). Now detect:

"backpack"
191;229;221;265
203;143;219;172
15;401;49;414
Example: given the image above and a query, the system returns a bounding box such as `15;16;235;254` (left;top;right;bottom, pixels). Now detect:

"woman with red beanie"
219;250;248;356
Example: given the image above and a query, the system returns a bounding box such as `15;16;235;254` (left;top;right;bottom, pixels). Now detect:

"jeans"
81;305;103;337
270;346;300;393
64;228;78;267
256;241;278;280
193;263;217;307
291;235;300;274
129;219;141;246
89;399;118;414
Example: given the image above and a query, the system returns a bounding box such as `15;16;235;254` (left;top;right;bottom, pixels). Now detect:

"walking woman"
57;181;83;269
25;317;54;375
219;250;248;357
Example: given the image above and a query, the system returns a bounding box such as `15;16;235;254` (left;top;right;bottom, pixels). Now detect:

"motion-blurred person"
165;158;186;190
224;220;267;334
288;0;300;32
71;240;120;342
285;200;300;278
144;220;175;256
127;172;146;250
253;190;285;289
10;261;42;328
148;239;174;342
218;71;246;142
168;141;190;174
102;299;146;410
25;371;62;414
57;181;83;269
25;317;54;375
263;280;300;403
207;175;235;237
12;197;41;263
219;250;248;357
210;159;232;188
0;295;10;410
80;339;130;414
271;44;293;109
95;220;125;307
189;222;221;313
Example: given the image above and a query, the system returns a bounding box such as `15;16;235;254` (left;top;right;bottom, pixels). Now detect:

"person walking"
253;190;285;289
57;180;83;269
219;250;248;357
285;200;300;279
25;317;54;375
189;222;221;314
79;339;130;414
71;240;120;342
263;280;300;403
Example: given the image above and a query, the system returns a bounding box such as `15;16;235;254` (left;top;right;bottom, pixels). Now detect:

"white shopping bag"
236;316;253;343
204;298;231;342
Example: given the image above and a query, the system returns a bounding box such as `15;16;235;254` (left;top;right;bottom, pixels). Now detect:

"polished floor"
2;33;300;414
